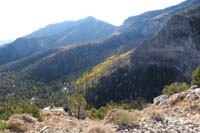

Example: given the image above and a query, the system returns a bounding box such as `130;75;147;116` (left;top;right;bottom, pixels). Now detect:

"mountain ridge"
0;17;117;65
0;0;200;108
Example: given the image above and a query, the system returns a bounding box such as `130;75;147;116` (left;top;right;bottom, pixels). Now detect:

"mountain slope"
1;0;196;66
0;17;117;65
0;40;13;46
0;0;200;107
26;21;76;38
76;1;200;107
27;17;117;43
0;37;124;103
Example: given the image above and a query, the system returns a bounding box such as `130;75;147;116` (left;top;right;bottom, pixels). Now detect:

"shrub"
162;82;190;95
113;113;133;126
86;107;107;120
107;110;140;128
0;101;42;121
130;98;147;110
86;103;131;120
86;108;97;119
7;120;27;132
192;66;200;86
0;120;8;130
66;95;87;119
96;107;107;119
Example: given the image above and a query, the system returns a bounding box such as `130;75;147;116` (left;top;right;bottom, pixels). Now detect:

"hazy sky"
0;0;184;40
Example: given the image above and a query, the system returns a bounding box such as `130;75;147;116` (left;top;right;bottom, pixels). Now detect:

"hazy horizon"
0;0;184;40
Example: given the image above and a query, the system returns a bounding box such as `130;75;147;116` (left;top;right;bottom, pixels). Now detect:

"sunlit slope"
76;50;132;86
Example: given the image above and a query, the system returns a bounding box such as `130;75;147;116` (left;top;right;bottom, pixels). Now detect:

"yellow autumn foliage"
76;51;132;85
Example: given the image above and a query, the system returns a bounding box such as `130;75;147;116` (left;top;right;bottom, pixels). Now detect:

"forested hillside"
0;0;200;109
74;1;200;108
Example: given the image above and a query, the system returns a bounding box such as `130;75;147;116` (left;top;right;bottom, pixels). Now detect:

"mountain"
27;16;117;39
26;21;76;38
80;1;200;107
0;40;13;46
0;17;117;65
0;0;200;107
2;0;196;66
120;0;200;38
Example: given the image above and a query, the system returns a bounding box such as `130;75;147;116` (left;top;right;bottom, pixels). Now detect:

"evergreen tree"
192;66;200;86
66;95;87;119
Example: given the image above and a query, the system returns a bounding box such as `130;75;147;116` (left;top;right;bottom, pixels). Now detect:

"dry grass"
189;103;200;111
42;110;69;128
150;112;164;122
182;102;200;112
142;106;167;122
88;126;114;133
168;98;177;105
86;122;114;133
105;109;141;128
7;120;27;132
6;114;38;132
168;93;186;106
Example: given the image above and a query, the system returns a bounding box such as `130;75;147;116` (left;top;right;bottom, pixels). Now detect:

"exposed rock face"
115;87;200;133
153;95;169;105
153;86;200;105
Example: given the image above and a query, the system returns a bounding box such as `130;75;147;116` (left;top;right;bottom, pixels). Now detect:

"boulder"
185;88;200;100
153;95;169;105
190;85;198;90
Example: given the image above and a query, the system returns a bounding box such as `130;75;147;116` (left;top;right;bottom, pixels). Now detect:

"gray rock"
153;95;169;105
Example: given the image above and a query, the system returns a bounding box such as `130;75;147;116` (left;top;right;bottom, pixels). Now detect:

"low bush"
192;66;200;86
113;113;138;127
0;120;8;130
86;107;107;120
0;101;42;121
130;98;147;110
7;120;27;132
112;113;133;126
86;103;131;120
162;82;190;95
107;110;141;128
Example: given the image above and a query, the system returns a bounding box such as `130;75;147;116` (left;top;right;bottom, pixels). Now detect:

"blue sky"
0;0;184;40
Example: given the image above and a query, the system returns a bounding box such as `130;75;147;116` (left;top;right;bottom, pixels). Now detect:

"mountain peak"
85;16;96;20
78;16;99;23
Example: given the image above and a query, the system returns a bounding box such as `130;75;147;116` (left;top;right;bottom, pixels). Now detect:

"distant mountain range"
0;16;117;65
0;0;200;107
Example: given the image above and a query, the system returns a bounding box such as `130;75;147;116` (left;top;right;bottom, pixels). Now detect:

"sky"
0;0;185;40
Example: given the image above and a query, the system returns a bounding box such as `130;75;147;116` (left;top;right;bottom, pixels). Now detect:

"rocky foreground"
2;86;200;133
